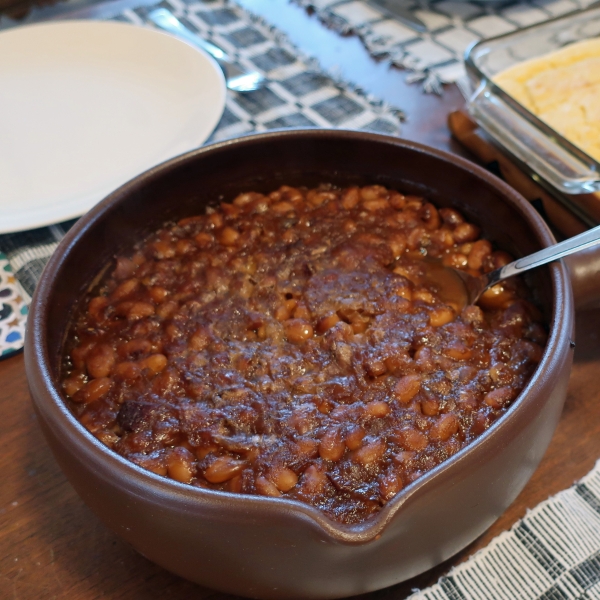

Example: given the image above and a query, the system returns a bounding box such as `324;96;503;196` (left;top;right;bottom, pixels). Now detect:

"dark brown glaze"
25;130;574;599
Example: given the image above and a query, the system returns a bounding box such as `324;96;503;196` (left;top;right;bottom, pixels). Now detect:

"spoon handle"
148;9;227;61
498;224;600;282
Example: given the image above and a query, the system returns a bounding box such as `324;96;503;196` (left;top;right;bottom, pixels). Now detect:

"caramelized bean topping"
61;184;545;524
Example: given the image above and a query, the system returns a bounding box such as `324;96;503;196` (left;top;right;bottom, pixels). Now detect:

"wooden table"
2;1;600;598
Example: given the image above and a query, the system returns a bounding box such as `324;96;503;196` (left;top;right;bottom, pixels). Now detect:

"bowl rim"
26;128;573;543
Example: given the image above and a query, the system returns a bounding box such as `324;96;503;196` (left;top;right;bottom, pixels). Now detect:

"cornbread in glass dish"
464;6;600;199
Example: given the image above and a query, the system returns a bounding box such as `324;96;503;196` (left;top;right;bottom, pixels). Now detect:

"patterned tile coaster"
0;253;28;359
294;0;599;93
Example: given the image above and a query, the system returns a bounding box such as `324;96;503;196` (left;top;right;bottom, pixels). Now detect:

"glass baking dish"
464;5;600;195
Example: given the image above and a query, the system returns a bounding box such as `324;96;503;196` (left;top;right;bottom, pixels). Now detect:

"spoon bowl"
441;224;600;308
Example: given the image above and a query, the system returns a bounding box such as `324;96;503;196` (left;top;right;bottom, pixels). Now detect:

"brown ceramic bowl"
25;130;579;599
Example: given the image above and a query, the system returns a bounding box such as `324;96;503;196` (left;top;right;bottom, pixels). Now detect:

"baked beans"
61;184;546;524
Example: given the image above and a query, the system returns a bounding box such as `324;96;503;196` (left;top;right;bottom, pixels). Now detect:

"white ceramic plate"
0;20;226;233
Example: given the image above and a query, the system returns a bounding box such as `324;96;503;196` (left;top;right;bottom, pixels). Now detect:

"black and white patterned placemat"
295;0;599;93
0;0;403;359
411;459;600;599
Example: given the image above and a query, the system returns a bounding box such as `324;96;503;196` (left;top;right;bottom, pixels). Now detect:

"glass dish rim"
463;5;600;183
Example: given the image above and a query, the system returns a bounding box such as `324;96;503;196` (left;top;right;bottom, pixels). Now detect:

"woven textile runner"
295;0;599;93
0;0;403;358
412;459;600;599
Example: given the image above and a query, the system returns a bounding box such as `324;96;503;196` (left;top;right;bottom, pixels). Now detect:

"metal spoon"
147;8;266;93
450;224;600;307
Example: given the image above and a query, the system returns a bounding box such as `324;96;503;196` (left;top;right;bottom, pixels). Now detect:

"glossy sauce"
61;184;546;524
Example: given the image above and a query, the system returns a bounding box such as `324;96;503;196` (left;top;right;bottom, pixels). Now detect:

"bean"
270;467;298;492
396;427;428;451
293;303;311;320
363;198;389;212
345;426;366;450
429;307;455;327
207;212;224;229
127;302;155;321
365;401;390;418
86;344;116;379
176;239;195;255
457;390;479;411
341;187;360;209
467;240;492;271
413;289;434;304
319;427;345;461
432;228;454;249
227;475;243;493
157;300;178;319
429;414;458;441
220;202;241;218
393;283;412;301
271;201;295;214
453;223;480;243
393;374;421;404
139;354;168;374
352;440;385;466
439;207;464;226
407;227;429;250
359;185;386;202
153;240;176;259
350;316;369;334
88;296;108;321
442;252;468;269
62;372;87;397
381;191;403;210
421;397;440;416
462;305;484;326
71;339;96;371
76;377;112;404
365;358;387;378
166;447;196;483
194;232;214;248
218;226;240;246
204;456;246;483
484;386;513;409
134;453;167;476
393;451;416;466
295;438;319;458
255;476;281;497
404;195;424;210
415;346;434;370
388;233;407;257
284;319;313;344
307;190;335;207
444;341;473;361
233;191;262;207
148;286;168;302
379;471;403;501
316;313;340;334
190;328;210;351
95;430;120;448
114;361;141;381
300;465;327;495
479;284;514;310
